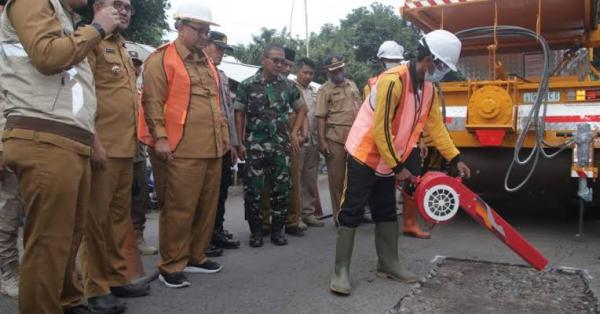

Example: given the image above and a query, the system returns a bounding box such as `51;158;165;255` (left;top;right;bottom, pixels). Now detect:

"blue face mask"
424;68;451;83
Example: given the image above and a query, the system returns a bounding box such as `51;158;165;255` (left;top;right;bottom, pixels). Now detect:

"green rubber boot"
329;226;356;295
375;221;418;283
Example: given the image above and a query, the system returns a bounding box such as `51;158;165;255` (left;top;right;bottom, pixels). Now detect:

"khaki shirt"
142;39;228;158
1;0;100;155
6;0;100;75
315;79;361;144
294;80;318;145
88;34;137;158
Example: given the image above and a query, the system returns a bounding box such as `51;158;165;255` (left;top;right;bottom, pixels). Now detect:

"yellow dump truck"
402;0;600;230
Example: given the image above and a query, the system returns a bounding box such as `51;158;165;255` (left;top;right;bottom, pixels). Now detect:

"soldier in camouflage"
234;43;307;248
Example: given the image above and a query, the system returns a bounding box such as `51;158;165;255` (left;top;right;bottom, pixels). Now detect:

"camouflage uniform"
234;70;305;224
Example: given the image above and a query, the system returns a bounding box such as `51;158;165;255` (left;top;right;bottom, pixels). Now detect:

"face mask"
331;72;345;84
424;68;451;83
383;62;402;70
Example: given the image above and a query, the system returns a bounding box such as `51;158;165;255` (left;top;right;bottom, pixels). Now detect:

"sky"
166;0;406;45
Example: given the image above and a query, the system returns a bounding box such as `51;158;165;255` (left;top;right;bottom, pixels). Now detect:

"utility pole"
289;0;295;37
305;0;309;57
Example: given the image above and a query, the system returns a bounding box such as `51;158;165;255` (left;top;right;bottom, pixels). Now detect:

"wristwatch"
91;22;106;39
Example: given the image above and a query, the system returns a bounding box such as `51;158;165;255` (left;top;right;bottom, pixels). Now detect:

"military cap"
284;47;296;62
324;53;345;71
208;31;233;52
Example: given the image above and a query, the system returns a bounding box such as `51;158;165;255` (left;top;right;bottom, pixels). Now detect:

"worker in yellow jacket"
330;30;471;296
363;40;431;238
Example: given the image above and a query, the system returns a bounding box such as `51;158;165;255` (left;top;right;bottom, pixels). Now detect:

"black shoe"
212;232;240;249
271;221;288;246
110;282;150;298
285;226;305;237
184;260;223;274
205;244;224;257
64;305;92;314
222;229;234;239
249;233;264;247
158;272;191;289
87;294;126;314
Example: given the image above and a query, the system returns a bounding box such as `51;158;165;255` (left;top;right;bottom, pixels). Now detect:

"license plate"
523;91;560;104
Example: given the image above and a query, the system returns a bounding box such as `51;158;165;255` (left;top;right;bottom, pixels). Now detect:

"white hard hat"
174;0;219;26
422;29;461;71
377;41;404;60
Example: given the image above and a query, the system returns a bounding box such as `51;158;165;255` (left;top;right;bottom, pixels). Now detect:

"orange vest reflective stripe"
345;64;434;175
137;42;220;150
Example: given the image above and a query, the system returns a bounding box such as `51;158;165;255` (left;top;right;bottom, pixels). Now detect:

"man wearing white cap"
364;40;431;239
139;0;229;288
330;30;471;296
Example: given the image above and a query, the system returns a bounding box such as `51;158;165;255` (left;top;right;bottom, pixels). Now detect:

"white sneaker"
0;262;19;298
298;221;308;230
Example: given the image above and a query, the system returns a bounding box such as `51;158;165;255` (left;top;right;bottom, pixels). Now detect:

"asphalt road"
2;177;600;313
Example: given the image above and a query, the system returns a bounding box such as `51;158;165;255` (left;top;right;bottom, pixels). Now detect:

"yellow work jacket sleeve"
424;90;460;161
372;73;404;172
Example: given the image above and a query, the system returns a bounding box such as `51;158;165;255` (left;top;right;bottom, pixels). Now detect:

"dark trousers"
338;157;397;228
215;151;233;232
131;160;148;233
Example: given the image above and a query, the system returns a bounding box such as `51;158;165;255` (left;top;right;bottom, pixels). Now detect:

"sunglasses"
268;57;286;65
112;0;135;15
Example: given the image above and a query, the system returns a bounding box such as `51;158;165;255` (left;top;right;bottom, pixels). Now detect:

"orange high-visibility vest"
345;64;433;175
137;42;220;150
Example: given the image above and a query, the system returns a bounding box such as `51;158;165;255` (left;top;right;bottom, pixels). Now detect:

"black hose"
455;26;575;192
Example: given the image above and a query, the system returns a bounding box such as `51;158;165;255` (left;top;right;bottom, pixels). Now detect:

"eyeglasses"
268;57;285;65
112;0;135;15
186;24;210;37
433;57;449;71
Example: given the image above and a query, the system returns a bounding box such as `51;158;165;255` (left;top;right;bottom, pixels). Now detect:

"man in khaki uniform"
0;0;120;312
80;0;150;311
316;54;361;222
141;1;228;289
295;58;324;227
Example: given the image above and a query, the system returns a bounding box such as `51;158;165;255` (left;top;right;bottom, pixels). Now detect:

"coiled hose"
455;26;576;192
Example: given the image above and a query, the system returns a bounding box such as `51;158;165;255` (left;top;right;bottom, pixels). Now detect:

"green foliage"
77;0;170;47
230;2;421;89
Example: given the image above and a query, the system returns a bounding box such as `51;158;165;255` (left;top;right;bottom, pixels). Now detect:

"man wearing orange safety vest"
363;40;432;239
330;30;471;296
139;1;229;289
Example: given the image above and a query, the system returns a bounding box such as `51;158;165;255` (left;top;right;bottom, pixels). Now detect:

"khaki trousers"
81;158;134;297
299;144;319;218
4;136;90;314
325;140;346;219
260;150;301;228
150;154;222;274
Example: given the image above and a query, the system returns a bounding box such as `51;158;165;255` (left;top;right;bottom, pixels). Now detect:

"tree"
229;2;421;90
77;0;170;47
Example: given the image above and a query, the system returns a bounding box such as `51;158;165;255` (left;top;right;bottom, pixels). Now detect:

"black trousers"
338;157;398;228
215;151;233;232
131;160;148;232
